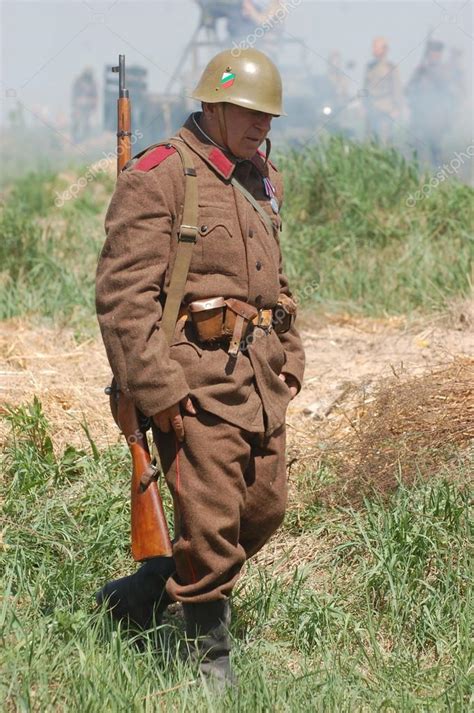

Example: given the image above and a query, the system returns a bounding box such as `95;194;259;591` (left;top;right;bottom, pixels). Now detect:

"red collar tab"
135;144;176;172
209;147;235;179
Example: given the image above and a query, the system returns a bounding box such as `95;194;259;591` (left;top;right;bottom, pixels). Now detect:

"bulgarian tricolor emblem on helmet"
220;69;235;88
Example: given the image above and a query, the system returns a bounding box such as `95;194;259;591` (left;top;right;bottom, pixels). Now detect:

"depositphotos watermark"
231;0;302;56
406;144;474;207
54;129;143;207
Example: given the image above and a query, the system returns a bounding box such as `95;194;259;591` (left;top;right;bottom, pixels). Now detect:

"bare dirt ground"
291;304;473;420
1;304;473;454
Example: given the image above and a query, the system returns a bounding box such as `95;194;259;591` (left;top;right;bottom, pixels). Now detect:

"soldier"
196;0;281;40
241;0;285;26
363;37;402;144
95;48;305;688
406;40;452;166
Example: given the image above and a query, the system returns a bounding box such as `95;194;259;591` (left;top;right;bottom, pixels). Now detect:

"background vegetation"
0;138;472;333
0;167;114;336
279;138;473;314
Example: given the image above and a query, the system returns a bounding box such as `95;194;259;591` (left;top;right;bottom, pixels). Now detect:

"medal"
263;177;278;213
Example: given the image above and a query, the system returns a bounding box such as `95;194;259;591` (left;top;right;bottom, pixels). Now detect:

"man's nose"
255;112;273;131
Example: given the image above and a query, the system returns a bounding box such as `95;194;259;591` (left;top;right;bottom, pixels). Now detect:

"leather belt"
178;306;273;328
177;300;273;354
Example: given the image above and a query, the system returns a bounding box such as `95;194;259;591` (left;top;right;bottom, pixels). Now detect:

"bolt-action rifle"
108;54;172;561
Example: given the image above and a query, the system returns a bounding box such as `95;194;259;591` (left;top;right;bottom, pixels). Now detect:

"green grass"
279;138;473;314
1;400;472;711
0;168;113;336
0;140;472;333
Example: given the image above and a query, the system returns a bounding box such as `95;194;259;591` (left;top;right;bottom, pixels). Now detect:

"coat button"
256;261;262;271
249;228;254;238
200;225;208;233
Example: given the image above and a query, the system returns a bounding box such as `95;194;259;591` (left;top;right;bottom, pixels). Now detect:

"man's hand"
153;396;196;442
279;372;298;399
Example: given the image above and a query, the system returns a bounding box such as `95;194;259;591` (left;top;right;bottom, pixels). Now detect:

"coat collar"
178;113;269;181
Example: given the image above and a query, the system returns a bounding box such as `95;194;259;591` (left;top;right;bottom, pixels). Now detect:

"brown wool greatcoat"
96;114;305;437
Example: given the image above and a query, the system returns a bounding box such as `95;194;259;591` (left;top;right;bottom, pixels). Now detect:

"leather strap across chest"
230;176;275;236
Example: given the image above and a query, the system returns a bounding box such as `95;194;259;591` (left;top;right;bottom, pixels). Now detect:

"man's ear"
202;102;217;118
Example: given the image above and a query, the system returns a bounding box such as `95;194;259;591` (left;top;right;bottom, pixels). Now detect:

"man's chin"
233;142;263;160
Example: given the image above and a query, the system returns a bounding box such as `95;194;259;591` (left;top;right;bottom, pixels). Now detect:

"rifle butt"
117;395;173;562
130;443;173;561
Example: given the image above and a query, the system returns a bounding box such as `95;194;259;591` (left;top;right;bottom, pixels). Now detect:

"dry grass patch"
0;320;117;453
339;357;473;499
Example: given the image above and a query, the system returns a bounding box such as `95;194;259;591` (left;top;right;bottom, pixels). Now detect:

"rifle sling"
159;138;199;345
231;176;274;236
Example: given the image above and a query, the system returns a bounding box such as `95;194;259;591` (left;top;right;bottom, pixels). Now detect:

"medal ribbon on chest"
263;176;279;214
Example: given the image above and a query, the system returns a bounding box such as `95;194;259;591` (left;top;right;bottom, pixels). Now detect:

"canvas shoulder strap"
159;138;199;344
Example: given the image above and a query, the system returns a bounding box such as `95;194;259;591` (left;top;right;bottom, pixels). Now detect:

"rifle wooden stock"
117;393;173;561
117;96;131;173
111;54;172;562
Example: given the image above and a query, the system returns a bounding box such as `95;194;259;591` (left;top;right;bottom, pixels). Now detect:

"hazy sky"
1;0;472;128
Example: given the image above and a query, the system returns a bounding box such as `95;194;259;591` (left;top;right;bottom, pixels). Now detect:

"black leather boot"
183;599;237;690
95;556;175;629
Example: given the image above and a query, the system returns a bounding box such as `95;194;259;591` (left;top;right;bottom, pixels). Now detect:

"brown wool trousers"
153;410;287;604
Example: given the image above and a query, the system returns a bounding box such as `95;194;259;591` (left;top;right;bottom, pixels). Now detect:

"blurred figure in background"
71;67;98;143
363;36;402;144
242;0;284;25
406;40;452;167
196;0;282;40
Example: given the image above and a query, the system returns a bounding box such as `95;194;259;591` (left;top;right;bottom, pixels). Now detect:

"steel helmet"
191;48;285;117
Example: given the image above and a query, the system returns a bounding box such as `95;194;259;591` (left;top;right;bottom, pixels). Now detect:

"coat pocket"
190;210;245;277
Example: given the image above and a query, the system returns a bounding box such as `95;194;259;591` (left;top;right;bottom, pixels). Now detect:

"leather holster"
223;299;259;357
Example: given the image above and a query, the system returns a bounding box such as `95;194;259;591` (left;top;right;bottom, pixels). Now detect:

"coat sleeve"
277;261;306;394
95;163;190;416
273;174;306;393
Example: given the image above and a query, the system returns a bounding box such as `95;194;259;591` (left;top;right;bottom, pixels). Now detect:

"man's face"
205;103;274;159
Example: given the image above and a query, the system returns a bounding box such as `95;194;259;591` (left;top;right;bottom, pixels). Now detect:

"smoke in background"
1;0;472;182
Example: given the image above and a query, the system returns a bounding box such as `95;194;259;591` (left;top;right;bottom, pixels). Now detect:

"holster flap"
225;298;259;321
